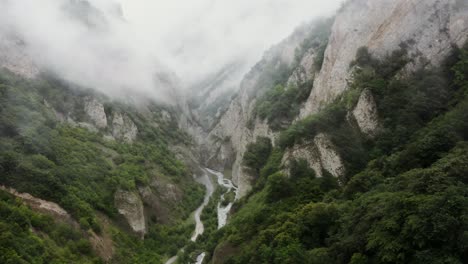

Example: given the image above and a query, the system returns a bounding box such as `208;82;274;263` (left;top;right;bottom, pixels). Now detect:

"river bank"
165;168;237;264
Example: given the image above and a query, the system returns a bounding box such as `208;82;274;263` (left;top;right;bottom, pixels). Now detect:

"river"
205;168;238;229
165;168;237;264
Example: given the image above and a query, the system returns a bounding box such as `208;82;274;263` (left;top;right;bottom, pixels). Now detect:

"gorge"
0;0;468;264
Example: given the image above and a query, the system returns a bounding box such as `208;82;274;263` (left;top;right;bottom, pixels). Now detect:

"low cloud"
0;0;343;101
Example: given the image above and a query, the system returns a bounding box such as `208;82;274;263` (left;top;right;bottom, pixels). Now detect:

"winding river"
165;168;237;264
205;168;238;229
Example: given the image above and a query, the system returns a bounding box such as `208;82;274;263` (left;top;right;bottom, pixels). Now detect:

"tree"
243;137;272;175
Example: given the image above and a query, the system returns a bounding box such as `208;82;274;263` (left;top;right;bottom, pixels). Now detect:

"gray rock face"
314;133;346;178
352;89;380;137
137;177;183;224
281;141;323;177
202;24;318;197
0;33;39;78
194;0;468;197
112;113;138;143
114;190;146;237
287;48;317;87
149;179;182;203
208;106;277;197
84;97;108;129
282;133;345;179
300;0;468;118
189;60;249;129
0;185;71;220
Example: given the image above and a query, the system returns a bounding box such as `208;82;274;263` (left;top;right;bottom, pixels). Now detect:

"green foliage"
208;43;468;264
243;137;273;175
178;185;224;264
0;71;204;262
265;172;292;202
250;18;333;130
0;190;99;263
254;82;313;130
452;43;468;92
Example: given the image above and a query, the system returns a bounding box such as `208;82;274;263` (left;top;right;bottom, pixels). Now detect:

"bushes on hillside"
0;70;205;262
243;137;273;175
209;43;468;264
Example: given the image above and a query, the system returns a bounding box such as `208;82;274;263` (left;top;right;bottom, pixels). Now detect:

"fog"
0;0;343;101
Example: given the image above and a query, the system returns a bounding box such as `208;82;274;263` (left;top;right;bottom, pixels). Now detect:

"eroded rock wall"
281;133;345;179
204;23;327;197
352;89;380;137
207;0;468;197
0;32;39;79
114;189;146;237
300;0;468;117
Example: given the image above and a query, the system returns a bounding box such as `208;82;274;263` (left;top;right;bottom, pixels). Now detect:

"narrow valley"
0;0;468;264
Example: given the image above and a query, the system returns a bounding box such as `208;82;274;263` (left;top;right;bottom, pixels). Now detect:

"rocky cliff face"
114;189;146;237
204;0;468;197
189;60;249;130
199;22;324;197
300;0;468;117
351;89;380;137
114;176;184;237
84;97;108;129
111;112;138;143
281;133;346;180
0;32;39;79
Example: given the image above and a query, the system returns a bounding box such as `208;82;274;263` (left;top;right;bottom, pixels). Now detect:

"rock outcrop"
287;48;317;87
111;113;138;143
352;89;380;137
204;0;468;197
114;190;146;237
0;32;39;79
313;133;346;178
281;142;323;177
300;0;468;117
51;96;141;143
202;23;321;197
84;97;108;129
281;133;345;179
0;185;72;222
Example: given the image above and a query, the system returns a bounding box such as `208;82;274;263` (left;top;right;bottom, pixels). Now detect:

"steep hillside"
188;60;250;131
300;0;468;117
1;0;468;263
0;69;205;263
204;0;468;198
203;20;468;264
200;19;333;197
180;0;468;263
0;2;208;263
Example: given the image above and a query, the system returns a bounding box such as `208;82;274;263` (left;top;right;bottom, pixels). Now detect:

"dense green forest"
202;43;468;263
0;190;100;263
1;13;467;264
0;71;204;263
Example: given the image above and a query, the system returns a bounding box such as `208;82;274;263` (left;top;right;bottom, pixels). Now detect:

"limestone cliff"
111;112;138;143
204;0;468;197
0;32;39;79
84;97;108;129
114;189;146;237
201;22;324;197
300;0;468;117
281;133;346;180
351;89;380;137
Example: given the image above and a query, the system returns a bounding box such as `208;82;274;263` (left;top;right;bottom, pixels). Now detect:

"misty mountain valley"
1;0;468;263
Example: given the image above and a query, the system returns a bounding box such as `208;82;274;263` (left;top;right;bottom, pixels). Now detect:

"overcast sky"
0;0;343;101
120;0;343;85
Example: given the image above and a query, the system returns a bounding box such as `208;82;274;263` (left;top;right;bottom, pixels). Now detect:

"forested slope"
0;70;205;263
205;42;468;264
